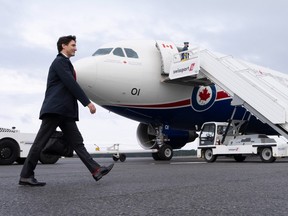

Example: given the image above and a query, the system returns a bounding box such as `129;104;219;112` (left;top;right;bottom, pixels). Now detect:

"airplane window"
124;48;139;58
92;48;113;56
113;47;125;57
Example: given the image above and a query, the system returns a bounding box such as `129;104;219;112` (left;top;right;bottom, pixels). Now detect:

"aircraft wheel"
234;155;246;162
158;144;173;161
260;147;276;163
203;148;217;163
0;139;20;165
152;152;160;161
119;154;126;162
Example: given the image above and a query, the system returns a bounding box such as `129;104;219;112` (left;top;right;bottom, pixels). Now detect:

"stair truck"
197;121;288;163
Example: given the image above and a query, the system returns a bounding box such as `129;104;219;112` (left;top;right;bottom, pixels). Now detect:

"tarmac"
1;156;288;216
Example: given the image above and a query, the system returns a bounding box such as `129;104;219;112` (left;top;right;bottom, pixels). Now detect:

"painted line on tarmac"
169;162;207;165
151;161;207;165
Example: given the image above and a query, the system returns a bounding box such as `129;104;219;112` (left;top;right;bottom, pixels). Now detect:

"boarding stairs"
158;42;288;139
198;49;288;139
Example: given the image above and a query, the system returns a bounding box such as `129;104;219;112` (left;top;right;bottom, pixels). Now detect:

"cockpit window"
92;48;113;56
93;47;139;58
124;48;139;58
113;47;125;57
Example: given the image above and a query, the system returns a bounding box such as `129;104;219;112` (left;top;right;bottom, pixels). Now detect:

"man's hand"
87;102;96;114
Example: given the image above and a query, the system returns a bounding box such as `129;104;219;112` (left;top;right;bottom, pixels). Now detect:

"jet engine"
136;123;198;150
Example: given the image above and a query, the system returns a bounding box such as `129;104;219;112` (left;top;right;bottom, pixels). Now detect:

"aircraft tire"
158;144;173;161
0;139;20;165
203;148;217;163
152;153;160;161
259;147;276;163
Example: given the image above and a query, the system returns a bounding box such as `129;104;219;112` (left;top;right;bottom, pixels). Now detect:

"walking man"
19;35;113;186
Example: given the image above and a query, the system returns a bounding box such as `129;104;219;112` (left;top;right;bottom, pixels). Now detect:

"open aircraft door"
156;40;180;75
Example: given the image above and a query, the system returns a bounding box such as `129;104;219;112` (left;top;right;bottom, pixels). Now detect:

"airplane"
74;40;287;161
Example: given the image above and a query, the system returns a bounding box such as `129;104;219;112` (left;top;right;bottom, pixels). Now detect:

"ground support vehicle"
94;143;158;162
197;121;288;163
0;127;62;165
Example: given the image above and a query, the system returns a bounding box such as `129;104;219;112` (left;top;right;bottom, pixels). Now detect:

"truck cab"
199;122;230;146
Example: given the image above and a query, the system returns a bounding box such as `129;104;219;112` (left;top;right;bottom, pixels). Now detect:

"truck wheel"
234;155;246;162
39;152;60;164
0;139;20;165
204;148;217;163
260;147;276;163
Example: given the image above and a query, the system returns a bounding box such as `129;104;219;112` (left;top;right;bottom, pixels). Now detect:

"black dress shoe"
93;163;114;181
19;176;46;186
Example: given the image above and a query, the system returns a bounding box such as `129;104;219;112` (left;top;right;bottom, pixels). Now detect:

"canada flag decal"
191;85;216;111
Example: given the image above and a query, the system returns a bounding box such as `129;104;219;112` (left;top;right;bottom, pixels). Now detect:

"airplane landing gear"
151;126;173;161
158;144;173;160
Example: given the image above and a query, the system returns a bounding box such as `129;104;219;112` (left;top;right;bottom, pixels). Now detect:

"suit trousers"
20;115;100;178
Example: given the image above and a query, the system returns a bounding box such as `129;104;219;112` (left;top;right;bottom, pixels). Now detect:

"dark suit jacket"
40;53;90;121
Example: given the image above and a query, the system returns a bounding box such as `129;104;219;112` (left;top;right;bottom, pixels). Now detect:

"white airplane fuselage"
74;40;277;158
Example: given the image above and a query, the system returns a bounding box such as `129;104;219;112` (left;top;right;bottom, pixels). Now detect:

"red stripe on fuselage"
217;90;230;100
119;99;191;108
116;90;230;109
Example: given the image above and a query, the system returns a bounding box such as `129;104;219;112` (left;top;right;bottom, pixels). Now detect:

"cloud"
0;65;45;131
0;68;45;94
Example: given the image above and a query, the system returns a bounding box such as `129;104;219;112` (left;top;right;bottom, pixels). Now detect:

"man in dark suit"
19;35;113;186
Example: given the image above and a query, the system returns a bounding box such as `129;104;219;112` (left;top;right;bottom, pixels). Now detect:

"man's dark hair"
57;35;76;52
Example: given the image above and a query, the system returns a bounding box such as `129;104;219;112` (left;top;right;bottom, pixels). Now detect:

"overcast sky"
1;0;287;151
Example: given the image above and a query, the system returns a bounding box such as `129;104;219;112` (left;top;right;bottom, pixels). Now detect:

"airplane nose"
74;56;97;90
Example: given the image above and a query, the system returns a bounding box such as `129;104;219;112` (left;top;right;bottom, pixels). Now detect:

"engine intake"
136;123;198;150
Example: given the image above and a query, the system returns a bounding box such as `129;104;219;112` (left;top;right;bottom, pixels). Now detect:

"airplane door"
156;40;179;75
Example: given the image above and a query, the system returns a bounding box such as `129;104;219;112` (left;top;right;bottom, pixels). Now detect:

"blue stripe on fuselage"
103;98;234;129
103;97;277;135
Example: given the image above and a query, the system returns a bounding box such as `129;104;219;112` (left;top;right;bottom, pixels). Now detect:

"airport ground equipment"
198;49;288;140
94;143;158;162
161;44;288;159
162;45;288;140
197;121;288;163
0;127;61;165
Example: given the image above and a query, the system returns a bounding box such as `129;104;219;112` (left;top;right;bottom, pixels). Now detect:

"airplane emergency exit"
74;40;288;161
